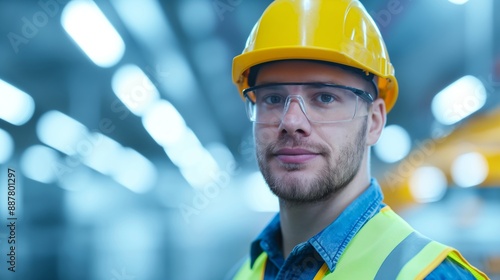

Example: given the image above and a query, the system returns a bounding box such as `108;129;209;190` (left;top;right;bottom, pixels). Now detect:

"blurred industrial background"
0;0;499;279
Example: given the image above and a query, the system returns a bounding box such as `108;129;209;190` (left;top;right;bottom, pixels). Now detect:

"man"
230;0;489;279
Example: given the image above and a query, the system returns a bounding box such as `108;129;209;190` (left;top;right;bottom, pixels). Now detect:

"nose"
279;96;312;136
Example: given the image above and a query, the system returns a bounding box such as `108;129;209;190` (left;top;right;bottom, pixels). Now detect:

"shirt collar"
309;178;384;271
249;178;384;270
250;213;281;268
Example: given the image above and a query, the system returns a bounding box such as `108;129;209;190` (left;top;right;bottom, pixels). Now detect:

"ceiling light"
112;64;160;116
374;125;411;163
206;142;236;171
20;145;60;183
452;152;488;187
142;100;187;147
111;0;173;48
111;148;157;193
165;130;220;189
431;75;486;125
0;129;14;163
61;0;125;67
36;110;89;156
0;79;35;126
448;0;469;5
80;133;123;175
142;100;221;190
409;166;447;203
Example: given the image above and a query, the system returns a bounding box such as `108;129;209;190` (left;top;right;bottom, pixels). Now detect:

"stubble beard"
256;120;367;205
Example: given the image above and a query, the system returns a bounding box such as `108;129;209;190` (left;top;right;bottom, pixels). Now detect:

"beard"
256;119;367;205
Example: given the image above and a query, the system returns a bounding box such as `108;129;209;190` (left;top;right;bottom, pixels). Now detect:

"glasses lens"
246;83;363;123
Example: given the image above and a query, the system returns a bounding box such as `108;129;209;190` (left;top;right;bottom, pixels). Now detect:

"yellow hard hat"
232;0;399;112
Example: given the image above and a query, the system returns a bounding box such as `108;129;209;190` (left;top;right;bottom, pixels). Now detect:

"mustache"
262;135;330;156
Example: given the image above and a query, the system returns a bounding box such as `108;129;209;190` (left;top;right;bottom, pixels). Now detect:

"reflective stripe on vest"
234;206;488;280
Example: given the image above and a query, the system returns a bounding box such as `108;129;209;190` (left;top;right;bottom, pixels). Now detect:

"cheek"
315;126;342;144
254;126;275;146
315;126;354;154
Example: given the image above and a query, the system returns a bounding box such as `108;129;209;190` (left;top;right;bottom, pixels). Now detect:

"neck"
279;158;371;259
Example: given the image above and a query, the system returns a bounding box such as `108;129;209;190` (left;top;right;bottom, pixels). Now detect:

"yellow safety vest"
234;206;488;280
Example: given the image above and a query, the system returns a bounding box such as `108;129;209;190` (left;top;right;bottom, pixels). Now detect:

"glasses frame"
242;82;375;124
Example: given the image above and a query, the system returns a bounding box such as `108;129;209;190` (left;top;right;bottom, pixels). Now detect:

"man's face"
254;60;373;205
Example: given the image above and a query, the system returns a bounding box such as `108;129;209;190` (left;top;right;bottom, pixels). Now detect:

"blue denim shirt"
249;179;475;279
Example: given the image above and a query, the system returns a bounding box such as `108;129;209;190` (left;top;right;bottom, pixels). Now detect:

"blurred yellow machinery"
381;107;500;210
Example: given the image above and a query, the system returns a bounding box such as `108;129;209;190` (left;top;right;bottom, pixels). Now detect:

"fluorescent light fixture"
431;75;486;125
61;0;125;67
0;129;14;163
57;167;94;191
79;132;157;192
409;166;447;203
112;64;160;116
452;152;488;187
142;100;187;146
36;110;89;156
163;129;220;189
244;172;279;212
167;129;217;167
0;79;35;126
140;96;222;190
206;142;236;171
111;0;173;48
449;0;469;4
20;145;60;183
165;130;209;168
64;130;158;193
167;143;219;189
374;125;411;163
111;148;157;193
81;133;123;175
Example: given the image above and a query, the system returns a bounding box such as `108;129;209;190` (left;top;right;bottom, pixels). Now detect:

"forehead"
255;60;370;89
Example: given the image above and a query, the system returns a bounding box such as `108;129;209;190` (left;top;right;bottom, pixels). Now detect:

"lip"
274;148;319;164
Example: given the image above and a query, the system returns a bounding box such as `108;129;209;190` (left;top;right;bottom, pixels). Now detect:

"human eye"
263;95;284;105
315;93;336;104
255;86;286;105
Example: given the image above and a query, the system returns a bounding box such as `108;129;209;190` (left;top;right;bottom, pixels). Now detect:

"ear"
366;99;386;146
